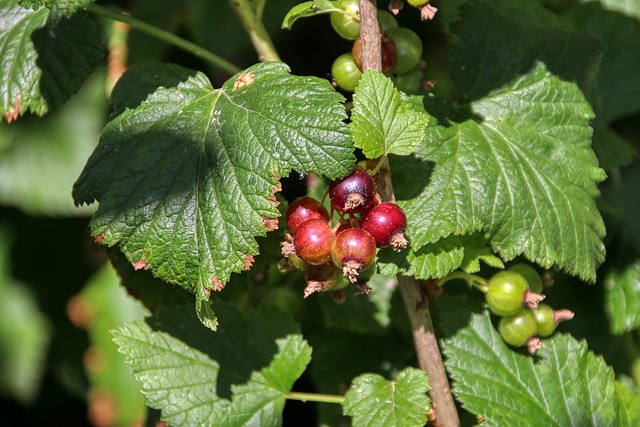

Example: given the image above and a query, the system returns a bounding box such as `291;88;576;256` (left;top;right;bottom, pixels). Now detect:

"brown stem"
358;0;381;72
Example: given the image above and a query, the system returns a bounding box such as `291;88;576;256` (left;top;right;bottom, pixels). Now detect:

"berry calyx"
293;219;335;265
331;228;377;283
361;202;408;250
286;196;330;234
330;0;360;41
508;263;543;294
485;270;529;316
352;33;398;74
498;309;538;348
329;169;376;213
303;262;339;298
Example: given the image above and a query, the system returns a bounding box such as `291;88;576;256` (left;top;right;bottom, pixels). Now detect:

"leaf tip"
3;95;21;123
263;216;279;232
132;259;149;271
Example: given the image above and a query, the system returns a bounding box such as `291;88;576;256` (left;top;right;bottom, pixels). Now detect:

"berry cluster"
329;0;428;94
485;264;574;353
281;169;408;300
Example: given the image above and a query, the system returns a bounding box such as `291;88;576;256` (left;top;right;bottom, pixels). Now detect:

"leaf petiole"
286;391;345;404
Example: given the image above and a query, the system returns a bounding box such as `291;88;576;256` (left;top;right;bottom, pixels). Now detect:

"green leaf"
78;264;148;426
343;367;431;427
351;71;429;159
442;307;618;426
604;261;640;334
0;71;105;216
113;302;303;426
219;335;312;426
281;0;341;30
0;2;103;119
74;62;354;299
616;381;640;427
0;226;52;404
378;233;503;280
411;61;606;282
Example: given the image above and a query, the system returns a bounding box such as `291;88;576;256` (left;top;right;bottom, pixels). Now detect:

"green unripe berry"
330;0;360;40
486;270;529;316
332;53;362;92
377;10;398;34
499;309;538;347
508;263;543;294
534;304;557;337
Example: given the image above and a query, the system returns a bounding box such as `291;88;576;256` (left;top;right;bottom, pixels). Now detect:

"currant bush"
485;270;529;316
331;53;362;92
387;27;423;74
498;309;538;347
361;202;408;250
293;218;335;265
329;169;376;213
286;196;330;234
331;227;377;282
330;0;360;41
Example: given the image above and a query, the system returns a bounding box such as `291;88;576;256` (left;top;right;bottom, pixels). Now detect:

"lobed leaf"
74;62;354;298
0;1;103;120
442;304;618;426
112;302;304;426
351;71;428;158
604;261;640;334
343;367;431;427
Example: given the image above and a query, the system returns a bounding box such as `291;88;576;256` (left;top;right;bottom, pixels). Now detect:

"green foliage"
442;301;619;425
73;62;354;302
1;0;639;424
0;226;51;404
0;1;103;118
351;71;428;158
113;302;309;426
343;367;431;427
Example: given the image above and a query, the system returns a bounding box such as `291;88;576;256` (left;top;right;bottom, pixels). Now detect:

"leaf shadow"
388;154;433;203
145;301;299;400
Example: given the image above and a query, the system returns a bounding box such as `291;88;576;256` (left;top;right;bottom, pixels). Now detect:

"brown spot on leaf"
233;72;254;90
263;216;279;232
95;233;105;245
271;173;282;193
67;295;93;328
132;259;148;270
3;95;21;123
243;254;255;270
211;276;225;291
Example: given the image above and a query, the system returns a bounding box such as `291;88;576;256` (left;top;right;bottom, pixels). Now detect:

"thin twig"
230;0;281;62
358;3;460;420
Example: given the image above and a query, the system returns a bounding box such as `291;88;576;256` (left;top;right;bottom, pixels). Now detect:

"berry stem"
230;0;281;62
441;271;489;293
369;155;388;176
85;4;242;75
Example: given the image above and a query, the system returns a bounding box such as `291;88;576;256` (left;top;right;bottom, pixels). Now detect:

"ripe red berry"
352;33;397;74
286;196;330;234
329;169;376;213
361;202;408;250
293;219;335;265
331;228;377;283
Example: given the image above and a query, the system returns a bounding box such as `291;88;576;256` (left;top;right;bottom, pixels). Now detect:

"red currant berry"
352;33;397;74
286;196;330;234
293;219;335;265
485;271;529;316
329;169;376;213
508;263;543;294
331;228;377;283
498;309;538;347
361;202;408;250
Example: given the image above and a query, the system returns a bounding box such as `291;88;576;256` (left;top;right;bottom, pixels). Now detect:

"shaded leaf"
351;71;428;158
282;0;340;30
604;261;640;334
616;381;640;427
74;62;354;299
0;1;103;119
343;367;431;427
